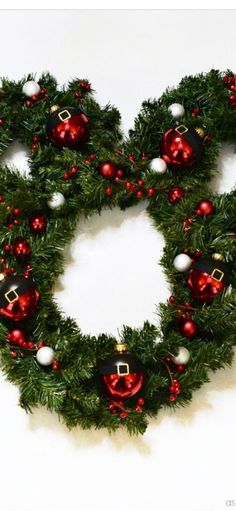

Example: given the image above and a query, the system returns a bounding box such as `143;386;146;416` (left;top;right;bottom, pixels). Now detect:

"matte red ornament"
13;239;31;259
0;275;39;321
180;318;198;338
168;187;185;203
46;106;89;150
105;187;113;196
97;161;117;180
29;214;47;233
187;256;231;303
161;125;203;169
99;344;144;400
195;199;214;216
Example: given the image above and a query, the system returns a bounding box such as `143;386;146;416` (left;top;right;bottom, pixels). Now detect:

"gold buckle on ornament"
175;125;188;135
58;110;71;122
117;363;129;376
5;289;19;303
211;268;224;282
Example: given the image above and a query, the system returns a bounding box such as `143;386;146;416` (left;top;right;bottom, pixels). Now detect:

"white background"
0;9;236;511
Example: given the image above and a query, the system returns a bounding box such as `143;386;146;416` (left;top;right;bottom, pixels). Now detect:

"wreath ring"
0;70;235;435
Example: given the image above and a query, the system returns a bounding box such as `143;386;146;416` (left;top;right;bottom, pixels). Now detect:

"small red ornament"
0;275;39;321
195;199;214;216
0;195;4;202
191;107;200;117
105;187;113;196
46;106;89;150
229;95;236;107
161;125;203;169
99;343;144;400
180;318;198;338
187;255;231;303
6;328;27;345
63;172;70;180
136;190;143;199
13;239;31;260
116;169;123;178
0;118;5;126
29;214;47;233
147;188;156;197
4;244;11;252
168;295;176;305
97;161;117;180
168;187;185;203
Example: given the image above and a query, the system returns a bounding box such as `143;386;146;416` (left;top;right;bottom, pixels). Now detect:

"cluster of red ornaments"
223;74;236;107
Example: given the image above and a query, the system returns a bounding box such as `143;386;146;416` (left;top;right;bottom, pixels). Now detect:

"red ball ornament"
161;125;203;169
105;187;113;196
99;343;144;400
187;256;231;303
46;106;89;150
195;199;214;216
168;187;185;203
180;318;198;338
0;275;39;321
6;328;27;345
29;214;47;233
97;161;117;180
13;239;31;260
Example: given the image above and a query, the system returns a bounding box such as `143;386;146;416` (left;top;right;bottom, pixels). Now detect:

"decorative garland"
0;70;235;435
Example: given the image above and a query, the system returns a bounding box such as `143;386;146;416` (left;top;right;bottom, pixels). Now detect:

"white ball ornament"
22;80;41;97
168;103;185;119
173;253;192;272
47;192;65;210
171;347;190;365
149;157;167;174
36;346;55;366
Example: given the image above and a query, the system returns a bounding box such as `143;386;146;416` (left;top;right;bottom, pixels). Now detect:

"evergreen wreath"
0;70;235;435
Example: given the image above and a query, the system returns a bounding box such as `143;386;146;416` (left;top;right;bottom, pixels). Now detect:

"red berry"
229;95;236;107
147;187;156;197
0;118;5;126
31;143;38;151
32;135;39;143
169;385;175;393
10;267;15;273
191;107;200;117
137;398;145;406
116;169;123;178
70;165;78;175
137;179;144;187
120;412;127;419
125;181;132;189
11;351;17;358
168;295;176;305
230;85;236;92
129;185;135;193
25;264;32;271
0;195;4;202
4;244;11;252
52;360;59;371
114;177;120;183
135;405;143;413
184;302;191;308
63;172;70;180
136;190;143;199
37;341;45;348
89;153;96;161
74;91;81;98
164;356;171;364
177;364;185;373
27;341;34;349
105;187;113;196
169;394;176;402
223;75;230;83
12;208;20;216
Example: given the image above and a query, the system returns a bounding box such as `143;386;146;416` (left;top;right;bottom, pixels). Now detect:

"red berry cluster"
108;397;145;418
31;134;40;151
182;198;214;232
63;165;78;180
168;294;198;339
25;87;47;108
223;75;236;107
191;107;201;117
6;328;35;351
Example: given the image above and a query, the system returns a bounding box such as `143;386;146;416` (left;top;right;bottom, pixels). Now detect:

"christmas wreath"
0;70;235;435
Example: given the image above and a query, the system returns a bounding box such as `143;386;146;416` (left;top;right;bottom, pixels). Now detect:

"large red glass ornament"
187;256;231;303
46;106;89;150
0;275;39;321
99;344;144;400
180;318;198;338
161;125;203;169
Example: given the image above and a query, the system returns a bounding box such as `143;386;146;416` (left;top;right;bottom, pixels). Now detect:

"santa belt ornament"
192;257;232;285
175;125;203;160
0;278;34;308
99;357;143;376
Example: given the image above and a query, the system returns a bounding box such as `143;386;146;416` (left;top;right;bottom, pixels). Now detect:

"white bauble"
47;192;65;210
168;103;185;119
173;254;192;272
149;157;167;173
22;80;40;97
36;346;54;366
171;347;190;365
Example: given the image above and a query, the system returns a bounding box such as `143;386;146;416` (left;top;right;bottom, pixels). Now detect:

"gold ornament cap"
50;105;60;113
212;253;225;262
194;127;205;139
114;343;127;353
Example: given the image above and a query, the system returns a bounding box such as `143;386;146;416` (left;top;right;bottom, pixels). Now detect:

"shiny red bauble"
13;239;31;259
187;257;231;303
161;125;203;169
99;344;144;400
29;214;47;233
0;275;39;321
97;161;117;180
6;328;27;344
46;106;89;150
168;187;185;203
180;318;198;338
195;199;214;216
